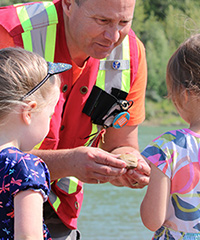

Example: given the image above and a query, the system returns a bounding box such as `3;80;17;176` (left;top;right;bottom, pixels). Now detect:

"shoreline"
143;98;187;127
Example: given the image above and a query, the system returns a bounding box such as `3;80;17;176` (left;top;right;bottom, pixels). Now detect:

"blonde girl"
0;47;71;240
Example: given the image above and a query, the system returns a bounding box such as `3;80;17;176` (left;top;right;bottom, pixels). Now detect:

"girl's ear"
22;101;37;125
183;89;196;104
182;89;188;103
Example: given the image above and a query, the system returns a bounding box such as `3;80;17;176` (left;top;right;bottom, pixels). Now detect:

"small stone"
119;153;138;169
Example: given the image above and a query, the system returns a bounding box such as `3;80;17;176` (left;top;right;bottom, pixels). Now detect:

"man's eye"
120;20;131;26
95;18;109;25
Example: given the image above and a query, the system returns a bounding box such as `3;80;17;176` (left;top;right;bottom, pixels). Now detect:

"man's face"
64;0;135;62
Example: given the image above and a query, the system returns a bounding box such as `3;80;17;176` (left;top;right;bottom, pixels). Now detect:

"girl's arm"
140;161;170;231
14;190;44;240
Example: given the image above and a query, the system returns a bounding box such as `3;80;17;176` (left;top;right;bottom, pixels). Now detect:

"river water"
78;125;187;240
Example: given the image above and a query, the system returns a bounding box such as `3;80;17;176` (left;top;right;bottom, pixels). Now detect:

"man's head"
62;0;136;65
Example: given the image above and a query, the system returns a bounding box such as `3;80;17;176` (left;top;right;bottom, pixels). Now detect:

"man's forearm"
30;146;127;184
30;149;74;180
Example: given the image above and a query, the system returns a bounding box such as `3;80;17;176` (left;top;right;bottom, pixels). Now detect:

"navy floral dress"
0;147;51;239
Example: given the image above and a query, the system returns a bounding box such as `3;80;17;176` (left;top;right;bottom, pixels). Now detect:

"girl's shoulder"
0;146;45;165
1;147;51;199
0;146;49;180
152;128;189;144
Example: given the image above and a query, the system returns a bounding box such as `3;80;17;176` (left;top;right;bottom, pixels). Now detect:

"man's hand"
69;146;127;184
110;151;151;188
99;125;151;188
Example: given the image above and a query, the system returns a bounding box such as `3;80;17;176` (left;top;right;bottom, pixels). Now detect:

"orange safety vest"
0;0;138;229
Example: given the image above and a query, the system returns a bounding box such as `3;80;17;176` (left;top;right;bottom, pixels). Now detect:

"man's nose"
103;24;121;43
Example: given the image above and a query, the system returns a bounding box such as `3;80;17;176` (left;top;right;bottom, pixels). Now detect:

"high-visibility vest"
0;0;138;229
86;34;134;146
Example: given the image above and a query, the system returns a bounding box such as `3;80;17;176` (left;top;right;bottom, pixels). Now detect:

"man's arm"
31;146;127;183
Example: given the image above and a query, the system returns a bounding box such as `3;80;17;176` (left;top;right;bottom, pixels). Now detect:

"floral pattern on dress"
0;147;51;239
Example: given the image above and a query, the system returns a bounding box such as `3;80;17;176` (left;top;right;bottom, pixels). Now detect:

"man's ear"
62;0;73;16
22;101;37;125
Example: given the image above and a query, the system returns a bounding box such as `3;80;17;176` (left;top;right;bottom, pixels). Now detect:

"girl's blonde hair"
0;47;60;119
166;34;200;108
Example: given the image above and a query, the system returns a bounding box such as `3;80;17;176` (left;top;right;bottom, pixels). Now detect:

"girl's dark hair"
166;34;200;106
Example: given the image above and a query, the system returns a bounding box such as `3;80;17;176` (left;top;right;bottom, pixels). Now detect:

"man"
0;0;150;239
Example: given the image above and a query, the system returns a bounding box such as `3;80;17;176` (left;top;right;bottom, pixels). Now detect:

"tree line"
1;0;200;102
134;0;200;101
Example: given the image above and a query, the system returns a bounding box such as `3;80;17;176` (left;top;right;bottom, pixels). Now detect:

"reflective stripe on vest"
96;35;131;93
56;177;79;194
16;1;58;149
15;1;58;62
48;188;61;211
51;177;79;195
85;35;131;146
49;177;79;211
85;124;102;147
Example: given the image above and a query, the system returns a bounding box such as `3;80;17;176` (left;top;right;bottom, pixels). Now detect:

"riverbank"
142;98;187;126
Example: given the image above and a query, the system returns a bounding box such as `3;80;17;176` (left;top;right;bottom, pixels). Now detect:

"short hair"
166;34;200;107
0;47;60;120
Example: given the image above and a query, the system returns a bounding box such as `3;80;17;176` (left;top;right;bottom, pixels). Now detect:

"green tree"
141;14;170;99
132;0;146;39
143;0;170;21
165;3;200;53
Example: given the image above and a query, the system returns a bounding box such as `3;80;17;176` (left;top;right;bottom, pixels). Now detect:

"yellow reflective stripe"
44;2;58;62
121;70;130;92
16;5;33;51
52;196;61;211
16;5;33;32
121;35;130;92
84;124;98;146
21;31;33;52
96;58;106;90
51;179;61;211
68;177;79;194
44;1;58;23
45;24;57;62
33;141;42;150
123;35;130;60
